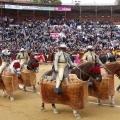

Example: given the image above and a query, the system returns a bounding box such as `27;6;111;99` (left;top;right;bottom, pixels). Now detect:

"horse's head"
71;62;102;82
9;60;21;77
88;63;102;82
27;58;39;73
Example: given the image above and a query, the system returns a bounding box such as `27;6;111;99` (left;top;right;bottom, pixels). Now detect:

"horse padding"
88;73;114;100
20;65;36;87
1;68;19;95
40;74;88;109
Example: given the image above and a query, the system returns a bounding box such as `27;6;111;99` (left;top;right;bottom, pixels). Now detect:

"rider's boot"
54;80;62;95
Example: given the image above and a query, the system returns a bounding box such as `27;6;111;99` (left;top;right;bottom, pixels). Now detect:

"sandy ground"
0;64;120;120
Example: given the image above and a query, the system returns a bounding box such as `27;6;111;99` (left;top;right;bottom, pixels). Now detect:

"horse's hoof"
23;88;26;92
98;103;104;106
2;94;6;97
33;89;37;93
74;114;81;119
10;98;14;102
41;108;46;112
76;116;81;120
53;109;59;114
9;96;14;101
110;103;115;107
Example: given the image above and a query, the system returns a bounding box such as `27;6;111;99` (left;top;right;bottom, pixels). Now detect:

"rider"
16;48;29;66
82;45;102;86
53;43;75;94
82;45;102;64
0;48;11;82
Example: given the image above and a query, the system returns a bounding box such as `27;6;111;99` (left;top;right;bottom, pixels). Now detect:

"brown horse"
18;58;39;92
0;60;21;101
88;61;120;107
39;62;102;119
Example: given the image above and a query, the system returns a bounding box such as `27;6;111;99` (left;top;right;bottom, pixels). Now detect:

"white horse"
1;60;21;101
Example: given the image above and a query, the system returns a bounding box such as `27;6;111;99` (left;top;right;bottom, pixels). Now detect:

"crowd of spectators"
0;17;120;57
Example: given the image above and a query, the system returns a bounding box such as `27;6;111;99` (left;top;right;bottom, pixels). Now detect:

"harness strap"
100;63;112;74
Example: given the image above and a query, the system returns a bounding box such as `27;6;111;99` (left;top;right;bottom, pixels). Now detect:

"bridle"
27;61;39;71
75;65;94;80
100;64;112;74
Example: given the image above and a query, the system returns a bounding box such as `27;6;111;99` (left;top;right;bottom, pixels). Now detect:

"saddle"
50;65;71;80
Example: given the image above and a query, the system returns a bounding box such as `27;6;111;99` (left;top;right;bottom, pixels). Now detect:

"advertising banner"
5;4;71;11
50;33;60;38
55;7;71;11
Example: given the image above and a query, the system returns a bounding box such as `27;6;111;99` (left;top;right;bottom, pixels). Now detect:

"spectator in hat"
82;45;102;87
82;45;102;64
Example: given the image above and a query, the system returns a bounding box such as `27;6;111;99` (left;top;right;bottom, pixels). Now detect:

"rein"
75;65;93;80
100;63;112;74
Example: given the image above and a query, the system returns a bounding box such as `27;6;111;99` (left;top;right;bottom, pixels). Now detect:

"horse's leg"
2;89;6;97
110;95;115;107
8;94;14;101
97;98;103;106
73;109;81;119
41;103;45;112
52;103;58;114
33;85;36;92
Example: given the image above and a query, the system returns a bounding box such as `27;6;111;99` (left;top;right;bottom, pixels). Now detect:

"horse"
18;58;39;92
88;61;120;107
38;62;102;119
0;60;21;101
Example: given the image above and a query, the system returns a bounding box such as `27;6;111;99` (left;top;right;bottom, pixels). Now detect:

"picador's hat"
20;48;25;52
87;45;93;49
59;44;67;48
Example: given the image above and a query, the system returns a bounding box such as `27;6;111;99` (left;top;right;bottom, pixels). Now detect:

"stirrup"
88;81;93;87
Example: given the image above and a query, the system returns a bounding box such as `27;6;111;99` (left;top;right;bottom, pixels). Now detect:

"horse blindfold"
88;65;101;74
32;62;39;68
13;62;20;69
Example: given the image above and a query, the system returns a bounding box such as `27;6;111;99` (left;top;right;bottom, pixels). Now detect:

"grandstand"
0;0;120;24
